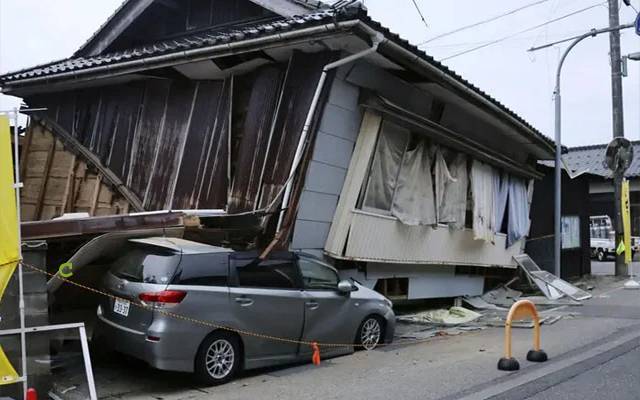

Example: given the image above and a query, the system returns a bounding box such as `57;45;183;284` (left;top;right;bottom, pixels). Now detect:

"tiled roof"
546;141;640;178
0;3;553;152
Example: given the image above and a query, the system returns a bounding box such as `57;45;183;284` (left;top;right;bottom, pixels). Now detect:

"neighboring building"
0;0;555;300
527;165;592;280
561;142;640;235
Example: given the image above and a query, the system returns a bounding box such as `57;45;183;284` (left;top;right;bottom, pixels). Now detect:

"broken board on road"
513;254;592;301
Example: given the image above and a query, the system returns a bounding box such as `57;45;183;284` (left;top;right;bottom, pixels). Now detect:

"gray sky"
1;0;639;147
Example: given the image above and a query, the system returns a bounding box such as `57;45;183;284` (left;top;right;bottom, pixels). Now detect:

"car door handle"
305;301;319;310
234;297;254;307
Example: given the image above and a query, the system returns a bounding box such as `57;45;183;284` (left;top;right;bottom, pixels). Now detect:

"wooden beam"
90;174;103;216
34;137;57;220
61;154;77;213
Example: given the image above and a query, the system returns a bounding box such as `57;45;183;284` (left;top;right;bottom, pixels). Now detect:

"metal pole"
608;0;626;276
554;88;562;278
11;108;28;399
548;24;634;279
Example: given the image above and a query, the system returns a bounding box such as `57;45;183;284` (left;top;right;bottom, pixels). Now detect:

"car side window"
298;258;339;290
235;259;300;289
173;253;229;286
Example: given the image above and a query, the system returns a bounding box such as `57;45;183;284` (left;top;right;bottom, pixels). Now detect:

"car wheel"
195;332;241;386
597;249;606;262
356;315;384;351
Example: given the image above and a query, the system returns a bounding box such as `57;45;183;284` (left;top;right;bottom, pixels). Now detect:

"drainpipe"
275;32;385;234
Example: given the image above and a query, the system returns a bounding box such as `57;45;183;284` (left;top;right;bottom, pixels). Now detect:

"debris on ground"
397;306;482;326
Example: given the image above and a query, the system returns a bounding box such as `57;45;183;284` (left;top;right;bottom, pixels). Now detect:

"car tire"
597;249;606;262
195;332;242;386
355;315;385;351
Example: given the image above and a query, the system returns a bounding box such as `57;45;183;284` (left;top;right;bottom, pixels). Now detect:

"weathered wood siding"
25;52;334;223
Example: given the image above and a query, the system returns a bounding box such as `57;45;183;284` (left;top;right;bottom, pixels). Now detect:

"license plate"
113;299;130;317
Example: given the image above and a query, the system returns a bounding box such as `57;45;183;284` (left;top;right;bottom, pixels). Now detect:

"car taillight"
139;290;187;304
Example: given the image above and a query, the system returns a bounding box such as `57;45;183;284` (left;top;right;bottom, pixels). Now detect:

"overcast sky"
0;0;638;147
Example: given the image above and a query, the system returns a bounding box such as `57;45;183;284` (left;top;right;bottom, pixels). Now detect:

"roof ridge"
568;140;640;152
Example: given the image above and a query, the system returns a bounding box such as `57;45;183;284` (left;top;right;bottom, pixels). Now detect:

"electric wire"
419;0;551;46
439;2;607;62
410;0;429;31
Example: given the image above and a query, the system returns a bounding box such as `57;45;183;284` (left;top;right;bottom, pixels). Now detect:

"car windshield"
110;246;180;284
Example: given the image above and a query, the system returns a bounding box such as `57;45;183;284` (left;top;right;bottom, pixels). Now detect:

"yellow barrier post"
498;300;548;371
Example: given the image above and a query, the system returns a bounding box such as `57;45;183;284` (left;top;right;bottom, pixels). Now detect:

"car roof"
128;237;234;255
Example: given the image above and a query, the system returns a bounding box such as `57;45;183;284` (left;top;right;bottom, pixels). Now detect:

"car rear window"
110;246;180;284
172;253;229;286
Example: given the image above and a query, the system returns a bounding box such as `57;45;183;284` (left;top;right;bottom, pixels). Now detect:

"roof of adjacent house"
557;141;640;179
0;0;553;152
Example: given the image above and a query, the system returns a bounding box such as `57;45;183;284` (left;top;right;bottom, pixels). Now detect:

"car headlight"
383;298;393;308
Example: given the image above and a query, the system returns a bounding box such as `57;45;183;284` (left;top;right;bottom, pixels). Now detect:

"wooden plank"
34;136;57;220
61;154;77;213
324;110;382;256
90;174;103;216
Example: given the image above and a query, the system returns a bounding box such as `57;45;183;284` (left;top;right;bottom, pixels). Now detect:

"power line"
410;0;429;31
419;0;551;46
439;2;606;62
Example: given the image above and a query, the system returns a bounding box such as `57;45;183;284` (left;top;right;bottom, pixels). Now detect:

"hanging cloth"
434;146;457;224
494;171;510;233
471;160;496;242
437;151;468;229
391;137;436;226
507;177;531;247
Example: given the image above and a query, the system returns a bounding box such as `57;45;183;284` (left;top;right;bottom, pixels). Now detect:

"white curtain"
471;160;496;242
507;177;530;247
363;122;410;211
437;151;468;229
435;146;457;224
391;138;437;226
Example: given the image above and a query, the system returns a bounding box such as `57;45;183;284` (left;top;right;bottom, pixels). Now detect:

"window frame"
297;255;341;291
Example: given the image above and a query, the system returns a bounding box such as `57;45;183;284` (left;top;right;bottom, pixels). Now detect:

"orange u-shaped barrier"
498;300;548;371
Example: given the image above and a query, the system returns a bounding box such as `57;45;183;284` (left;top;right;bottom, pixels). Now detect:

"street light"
529;23;633;278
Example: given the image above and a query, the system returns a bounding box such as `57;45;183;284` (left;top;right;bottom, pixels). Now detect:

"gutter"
1;21;361;93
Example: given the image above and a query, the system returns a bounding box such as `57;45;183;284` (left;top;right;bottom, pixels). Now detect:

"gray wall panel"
312;131;355;169
291;220;332;250
317;103;361;142
291;69;361;252
304;161;347;196
297;191;339;222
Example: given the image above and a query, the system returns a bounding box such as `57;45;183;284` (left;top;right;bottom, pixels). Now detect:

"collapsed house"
0;0;555;301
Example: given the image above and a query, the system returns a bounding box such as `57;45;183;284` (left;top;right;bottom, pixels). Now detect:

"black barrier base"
497;357;520;371
526;349;548;362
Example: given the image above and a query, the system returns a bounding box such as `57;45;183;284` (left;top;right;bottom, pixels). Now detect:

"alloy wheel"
360;318;381;350
205;339;235;379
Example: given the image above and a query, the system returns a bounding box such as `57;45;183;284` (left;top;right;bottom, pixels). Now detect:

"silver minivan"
95;237;395;385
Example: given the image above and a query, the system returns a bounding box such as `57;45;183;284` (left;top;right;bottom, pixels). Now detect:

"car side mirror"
337;280;355;294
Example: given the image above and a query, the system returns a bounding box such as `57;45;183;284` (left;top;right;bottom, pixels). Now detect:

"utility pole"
608;0;626;276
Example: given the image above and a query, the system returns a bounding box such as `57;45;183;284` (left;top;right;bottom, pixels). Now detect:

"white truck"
590;215;639;261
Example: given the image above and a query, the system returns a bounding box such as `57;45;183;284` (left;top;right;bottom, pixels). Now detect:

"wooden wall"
20;122;130;221
23;51;335;224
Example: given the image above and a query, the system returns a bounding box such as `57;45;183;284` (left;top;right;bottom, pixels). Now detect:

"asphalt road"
525;346;640;400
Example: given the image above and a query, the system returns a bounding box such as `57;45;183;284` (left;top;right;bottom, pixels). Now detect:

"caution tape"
20;261;447;354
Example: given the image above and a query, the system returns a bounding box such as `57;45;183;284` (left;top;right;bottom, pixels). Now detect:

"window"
362;121;410;212
562;216;581;249
236;260;300;289
173;253;229;286
298;257;340;290
110;246;180;284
